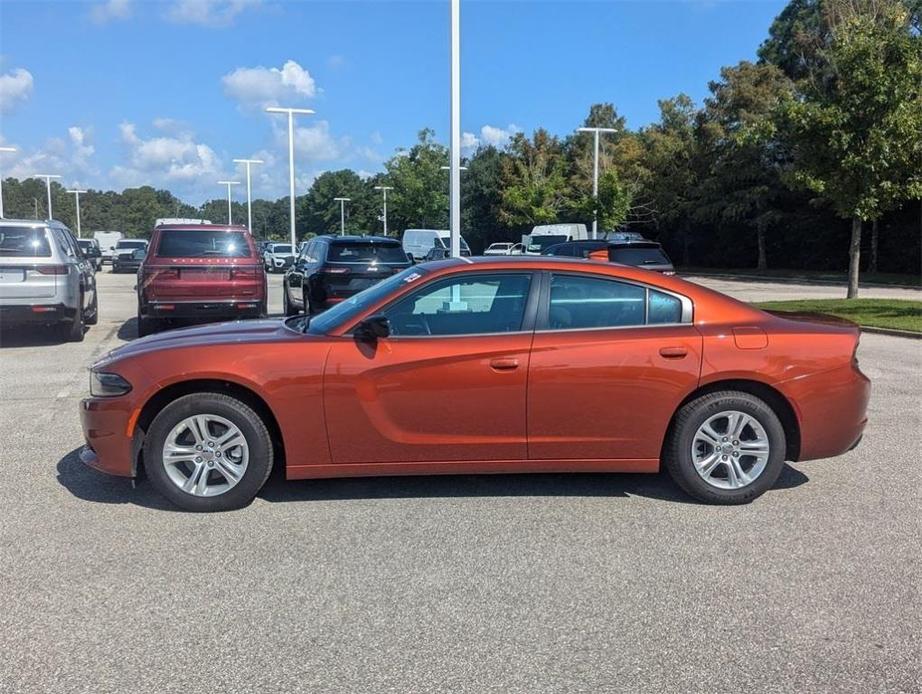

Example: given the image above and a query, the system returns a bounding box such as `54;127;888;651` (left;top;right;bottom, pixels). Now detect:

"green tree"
461;145;510;251
499;129;570;227
777;0;922;296
298;169;375;236
384;129;450;231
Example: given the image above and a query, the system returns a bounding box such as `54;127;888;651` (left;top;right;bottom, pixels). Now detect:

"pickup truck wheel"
144;393;273;512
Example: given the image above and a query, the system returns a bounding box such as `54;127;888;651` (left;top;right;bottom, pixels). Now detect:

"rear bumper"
140;300;264;319
0;303;76;324
780;363;871;461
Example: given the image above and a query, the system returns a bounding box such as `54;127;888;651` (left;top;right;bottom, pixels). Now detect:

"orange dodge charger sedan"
80;257;870;511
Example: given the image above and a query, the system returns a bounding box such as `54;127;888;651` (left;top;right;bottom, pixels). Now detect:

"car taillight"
324;267;350;275
36;265;68;275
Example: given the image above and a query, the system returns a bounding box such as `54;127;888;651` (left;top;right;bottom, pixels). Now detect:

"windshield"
116;240;147;249
328;242;409;263
436;236;470;250
271;244;293;254
0;226;51;257
525;235;567;252
306;266;429;334
610;246;671;266
156;230;251;258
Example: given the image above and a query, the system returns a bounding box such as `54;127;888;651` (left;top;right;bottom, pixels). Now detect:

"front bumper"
80;396;139;477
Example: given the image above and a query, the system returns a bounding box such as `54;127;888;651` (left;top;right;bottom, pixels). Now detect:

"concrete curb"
859;326;922;340
681;271;922;291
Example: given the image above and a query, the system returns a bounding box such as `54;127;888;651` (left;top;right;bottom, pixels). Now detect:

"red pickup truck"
136;224;267;336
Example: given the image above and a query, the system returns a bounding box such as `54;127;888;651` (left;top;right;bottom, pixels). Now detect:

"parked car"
136;223;266;337
283;235;412;315
114;247;147;275
421;246;474;261
0;219;98;341
263;243;296;273
483;242;516;256
77;238;103;270
521;223;589;255
544;239;675;274
402;229;471;261
111;239;149;273
92;231;124;264
80;256;869;512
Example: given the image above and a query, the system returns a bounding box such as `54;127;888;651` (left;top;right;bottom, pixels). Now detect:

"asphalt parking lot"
1;270;919;693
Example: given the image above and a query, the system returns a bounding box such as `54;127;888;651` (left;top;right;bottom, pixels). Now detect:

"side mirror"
354;314;391;342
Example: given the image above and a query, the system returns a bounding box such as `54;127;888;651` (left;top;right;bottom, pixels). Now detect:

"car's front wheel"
144;393;273;512
663;391;786;504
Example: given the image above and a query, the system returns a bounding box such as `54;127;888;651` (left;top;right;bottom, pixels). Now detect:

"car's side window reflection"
648;289;683;324
383;273;532;336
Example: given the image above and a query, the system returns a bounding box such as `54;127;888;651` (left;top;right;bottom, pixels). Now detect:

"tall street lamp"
217;180;241;225
266;107;315;248
373;185;393;236
0;146;16;218
577;126;619;239
33;174;61;220
449;0;462;258
333;197;350;235
233;158;264;233
66;189;87;238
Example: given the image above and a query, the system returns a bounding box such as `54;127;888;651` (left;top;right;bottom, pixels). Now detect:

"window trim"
535;271;693;333
346;270;541;339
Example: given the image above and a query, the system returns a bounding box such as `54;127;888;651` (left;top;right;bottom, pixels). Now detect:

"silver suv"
0;220;99;342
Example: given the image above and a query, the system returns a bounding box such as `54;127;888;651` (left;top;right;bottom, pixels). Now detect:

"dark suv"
543;238;675;274
283;235;412;315
137;224;267;336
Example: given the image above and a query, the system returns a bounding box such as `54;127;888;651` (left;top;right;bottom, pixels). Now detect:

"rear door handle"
659;346;688;359
490;357;520;371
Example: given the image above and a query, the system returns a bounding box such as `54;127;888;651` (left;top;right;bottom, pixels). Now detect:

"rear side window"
116;240;147;250
0;226;52;257
609;246;671;266
648;290;682;324
328;243;409;263
155;231;251;258
548;275;645;330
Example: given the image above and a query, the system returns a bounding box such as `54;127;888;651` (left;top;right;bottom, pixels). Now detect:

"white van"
402;229;471;261
93;231;124;263
521;223;589;255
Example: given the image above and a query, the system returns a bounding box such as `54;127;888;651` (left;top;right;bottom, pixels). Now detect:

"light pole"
449;0;462;258
66;189;87;237
233;158;263;233
266;107;315;249
577;126;619;238
33;174;61;220
333;197;350;235
217;180;241;225
373;185;393;236
0;146;16;218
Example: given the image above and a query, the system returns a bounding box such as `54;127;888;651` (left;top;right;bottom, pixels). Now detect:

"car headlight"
90;371;132;397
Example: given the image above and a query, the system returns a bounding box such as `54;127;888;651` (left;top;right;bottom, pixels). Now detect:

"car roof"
317;234;401;244
154;224;249;232
0;218;65;229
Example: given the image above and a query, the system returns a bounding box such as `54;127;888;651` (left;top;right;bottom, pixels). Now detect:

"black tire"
85;292;99;325
61;298;85;342
303;287;316;315
663;391;786;505
144;392;273;512
137;313;159;337
283;282;298;316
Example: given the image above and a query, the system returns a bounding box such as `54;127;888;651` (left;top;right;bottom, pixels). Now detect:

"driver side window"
383;273;532;336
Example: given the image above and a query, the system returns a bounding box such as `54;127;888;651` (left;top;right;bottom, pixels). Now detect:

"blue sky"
0;0;786;204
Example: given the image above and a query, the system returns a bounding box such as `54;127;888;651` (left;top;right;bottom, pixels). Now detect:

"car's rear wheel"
85;292;99;325
663;391;786;504
283;282;298;316
60;298;85;342
144;393;273;512
137;312;160;337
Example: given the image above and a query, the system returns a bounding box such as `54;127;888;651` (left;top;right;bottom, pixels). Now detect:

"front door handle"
659;346;688;359
490;357;520;371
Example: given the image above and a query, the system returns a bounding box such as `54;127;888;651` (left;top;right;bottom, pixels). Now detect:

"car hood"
96;318;307;367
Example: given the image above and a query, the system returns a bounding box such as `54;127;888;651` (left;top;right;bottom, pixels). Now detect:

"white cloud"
166;0;262;27
462;123;523;153
0;67;34;113
90;0;132;23
6;126;99;186
265;118;341;162
222;59;317;109
111;121;222;191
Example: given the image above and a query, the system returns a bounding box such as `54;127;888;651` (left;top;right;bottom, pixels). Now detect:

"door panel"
527;325;702;460
324;334;532;463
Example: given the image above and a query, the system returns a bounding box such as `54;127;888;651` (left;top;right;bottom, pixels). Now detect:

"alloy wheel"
161;414;250;497
691;410;770;490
